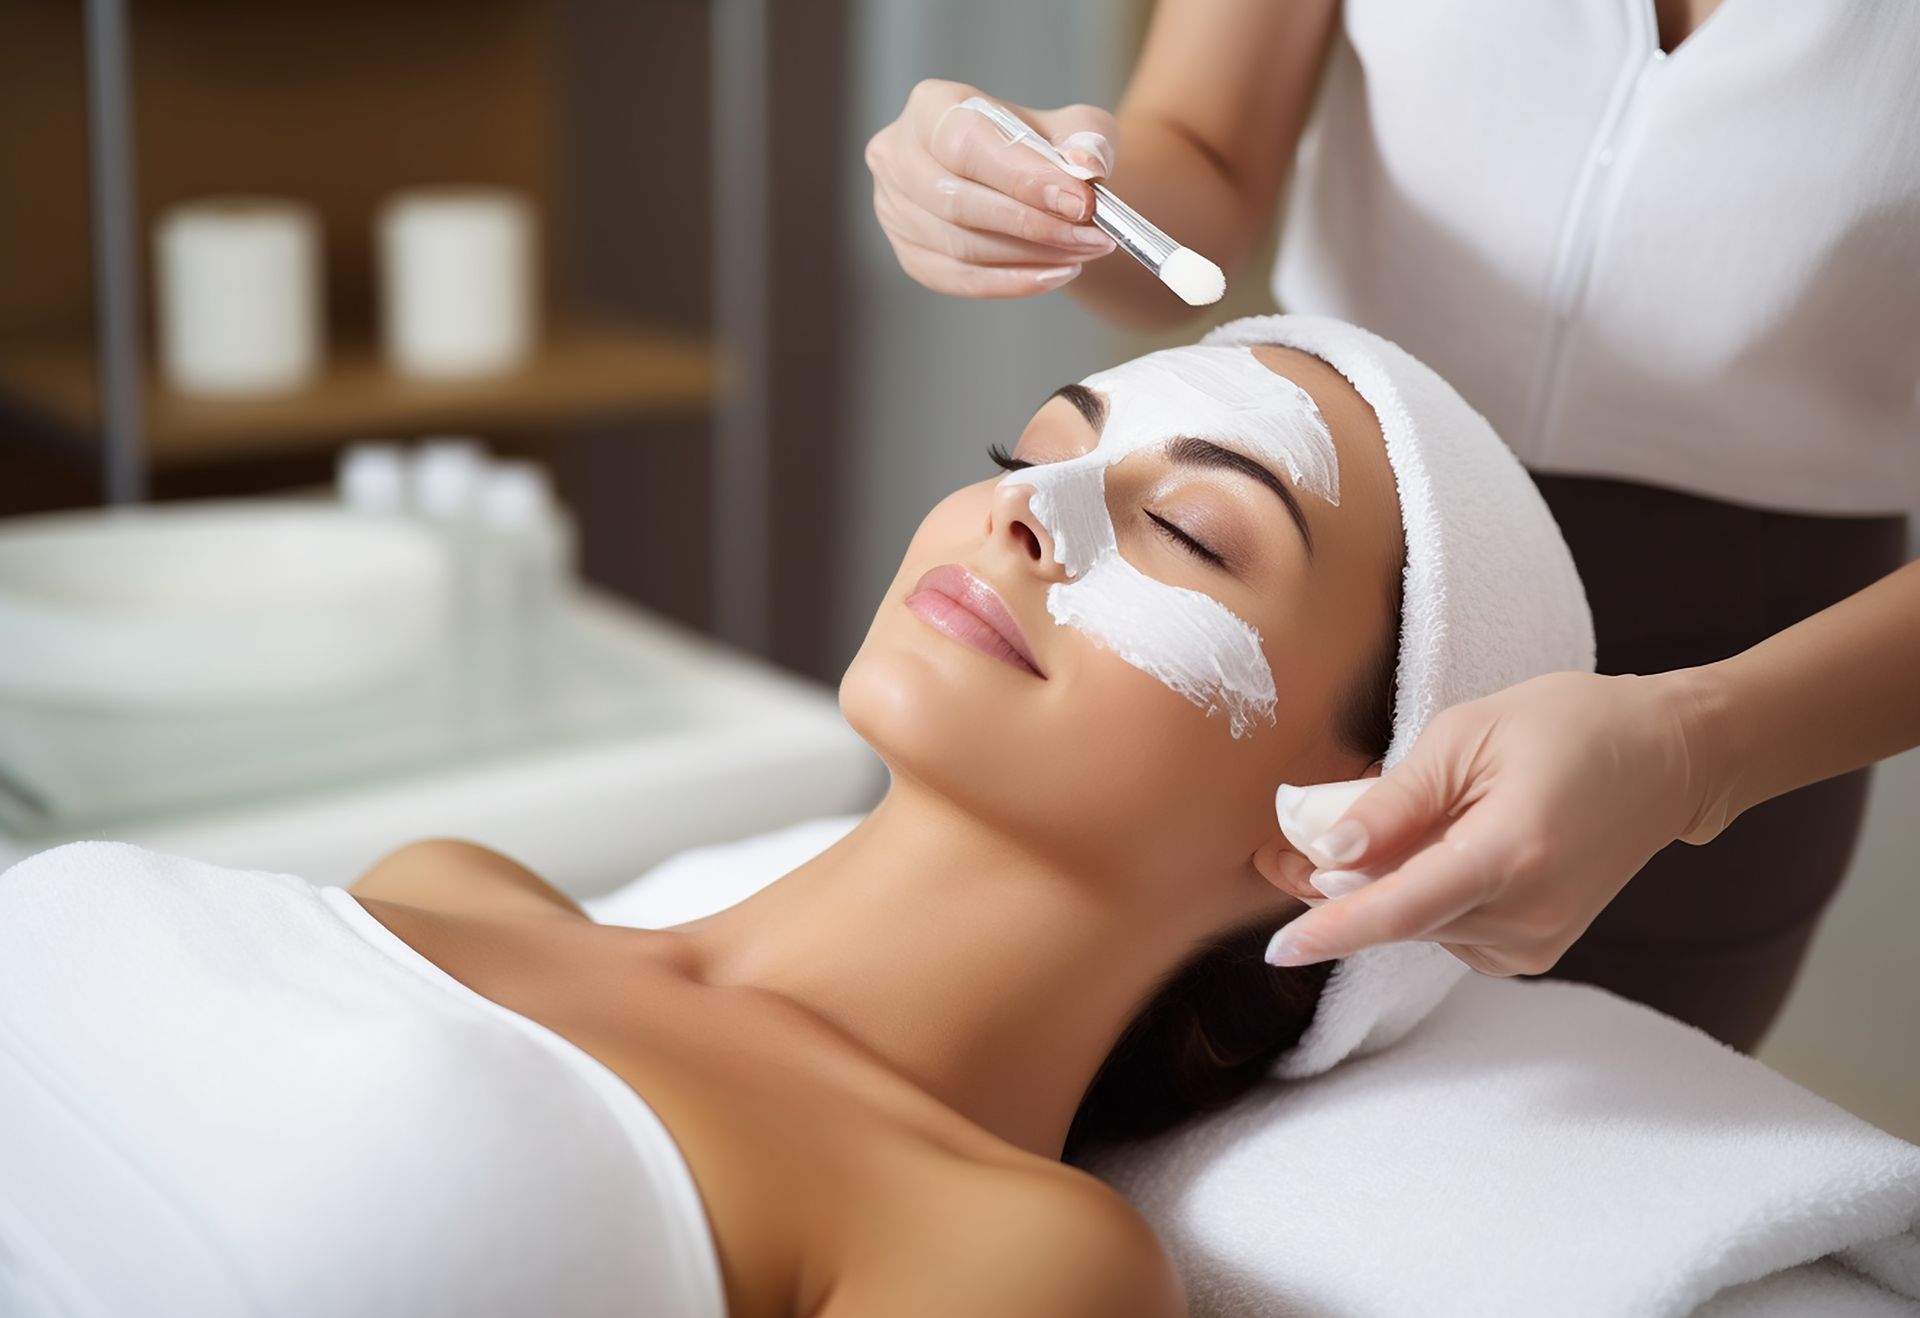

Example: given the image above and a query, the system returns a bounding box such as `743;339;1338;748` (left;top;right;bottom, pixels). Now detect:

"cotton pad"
1275;779;1377;855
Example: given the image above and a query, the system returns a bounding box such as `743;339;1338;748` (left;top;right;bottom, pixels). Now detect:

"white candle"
378;188;537;379
153;198;322;396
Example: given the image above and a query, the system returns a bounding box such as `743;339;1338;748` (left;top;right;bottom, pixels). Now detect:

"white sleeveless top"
1274;0;1920;515
0;842;728;1318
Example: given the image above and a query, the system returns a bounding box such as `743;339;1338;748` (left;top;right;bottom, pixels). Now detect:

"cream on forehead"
1082;346;1340;508
999;344;1341;737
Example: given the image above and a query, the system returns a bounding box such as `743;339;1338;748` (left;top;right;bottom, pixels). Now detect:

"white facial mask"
997;345;1339;738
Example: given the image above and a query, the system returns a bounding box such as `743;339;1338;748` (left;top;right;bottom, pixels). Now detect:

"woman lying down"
0;316;1591;1318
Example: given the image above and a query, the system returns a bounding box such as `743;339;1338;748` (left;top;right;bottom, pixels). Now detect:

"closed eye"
987;442;1032;472
1146;511;1225;568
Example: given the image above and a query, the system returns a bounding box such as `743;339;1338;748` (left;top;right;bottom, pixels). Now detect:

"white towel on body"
0;841;727;1318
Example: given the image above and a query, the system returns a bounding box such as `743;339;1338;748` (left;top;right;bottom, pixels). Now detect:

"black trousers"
1523;472;1909;1055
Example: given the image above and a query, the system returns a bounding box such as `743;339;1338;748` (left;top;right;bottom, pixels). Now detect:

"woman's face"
841;344;1402;930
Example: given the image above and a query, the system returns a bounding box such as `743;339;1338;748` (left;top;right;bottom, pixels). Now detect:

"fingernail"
1043;183;1088;221
1056;130;1114;176
1309;869;1370;899
1307;819;1368;868
1033;264;1080;287
1070;225;1114;252
1266;926;1330;967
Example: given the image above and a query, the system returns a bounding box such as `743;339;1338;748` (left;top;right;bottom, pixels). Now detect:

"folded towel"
1199;314;1598;1081
1082;972;1920;1317
589;820;1920;1317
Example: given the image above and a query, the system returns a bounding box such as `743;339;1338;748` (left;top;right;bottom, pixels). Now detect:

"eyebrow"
1053;382;1106;431
1047;382;1316;560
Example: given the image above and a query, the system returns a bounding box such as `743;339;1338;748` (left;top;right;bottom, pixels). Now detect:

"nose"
988;479;1070;583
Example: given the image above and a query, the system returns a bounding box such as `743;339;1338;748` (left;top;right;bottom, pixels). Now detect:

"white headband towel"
1200;314;1596;1080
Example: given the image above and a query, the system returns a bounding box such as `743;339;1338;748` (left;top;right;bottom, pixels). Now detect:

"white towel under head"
1198;314;1598;1081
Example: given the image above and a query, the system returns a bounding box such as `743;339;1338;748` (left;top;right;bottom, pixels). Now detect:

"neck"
673;781;1225;1159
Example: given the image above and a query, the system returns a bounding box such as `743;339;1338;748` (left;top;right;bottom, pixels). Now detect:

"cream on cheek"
997;346;1340;739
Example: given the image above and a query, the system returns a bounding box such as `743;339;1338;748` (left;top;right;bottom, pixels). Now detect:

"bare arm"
1067;0;1342;331
1679;557;1920;839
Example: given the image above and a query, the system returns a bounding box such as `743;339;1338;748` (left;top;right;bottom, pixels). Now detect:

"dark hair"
1062;558;1404;1163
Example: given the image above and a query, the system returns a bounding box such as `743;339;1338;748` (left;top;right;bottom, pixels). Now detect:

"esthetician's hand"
1258;671;1729;976
865;79;1119;298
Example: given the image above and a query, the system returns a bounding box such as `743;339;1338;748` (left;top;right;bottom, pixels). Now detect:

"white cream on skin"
998;345;1340;737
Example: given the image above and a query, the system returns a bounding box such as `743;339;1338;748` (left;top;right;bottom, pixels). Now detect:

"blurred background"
0;0;1911;1137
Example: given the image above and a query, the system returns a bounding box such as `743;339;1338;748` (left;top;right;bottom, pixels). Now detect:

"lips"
905;564;1045;678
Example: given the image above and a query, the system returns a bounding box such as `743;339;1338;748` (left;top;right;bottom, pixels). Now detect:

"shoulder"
347;838;586;920
995;1169;1185;1317
824;1161;1185;1318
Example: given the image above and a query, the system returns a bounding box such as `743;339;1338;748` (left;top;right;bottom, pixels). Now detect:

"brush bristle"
1159;247;1226;306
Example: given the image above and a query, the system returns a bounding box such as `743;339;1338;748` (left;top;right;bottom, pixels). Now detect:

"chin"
837;640;922;764
839;622;1012;800
840;632;1044;829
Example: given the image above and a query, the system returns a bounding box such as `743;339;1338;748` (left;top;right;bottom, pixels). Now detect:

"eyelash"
986;444;1226;569
1147;511;1227;568
987;442;1031;472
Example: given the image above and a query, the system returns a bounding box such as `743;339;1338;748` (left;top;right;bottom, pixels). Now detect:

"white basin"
0;501;449;709
0;590;885;894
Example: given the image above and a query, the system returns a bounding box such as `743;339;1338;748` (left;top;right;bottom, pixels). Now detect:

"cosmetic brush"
961;96;1225;307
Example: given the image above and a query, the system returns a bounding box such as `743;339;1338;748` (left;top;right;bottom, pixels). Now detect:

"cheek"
1035;643;1290;874
1240;598;1388;801
1048;558;1275;739
1047;575;1371;869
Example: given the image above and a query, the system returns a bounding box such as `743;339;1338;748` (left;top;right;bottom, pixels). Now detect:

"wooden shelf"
0;317;720;467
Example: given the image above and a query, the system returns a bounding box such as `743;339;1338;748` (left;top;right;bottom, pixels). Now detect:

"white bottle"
408;437;488;617
476;459;576;696
336;441;407;516
410;437;487;520
402;437;494;717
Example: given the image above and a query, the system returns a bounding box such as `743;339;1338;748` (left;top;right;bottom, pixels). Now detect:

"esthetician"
863;0;1920;1053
